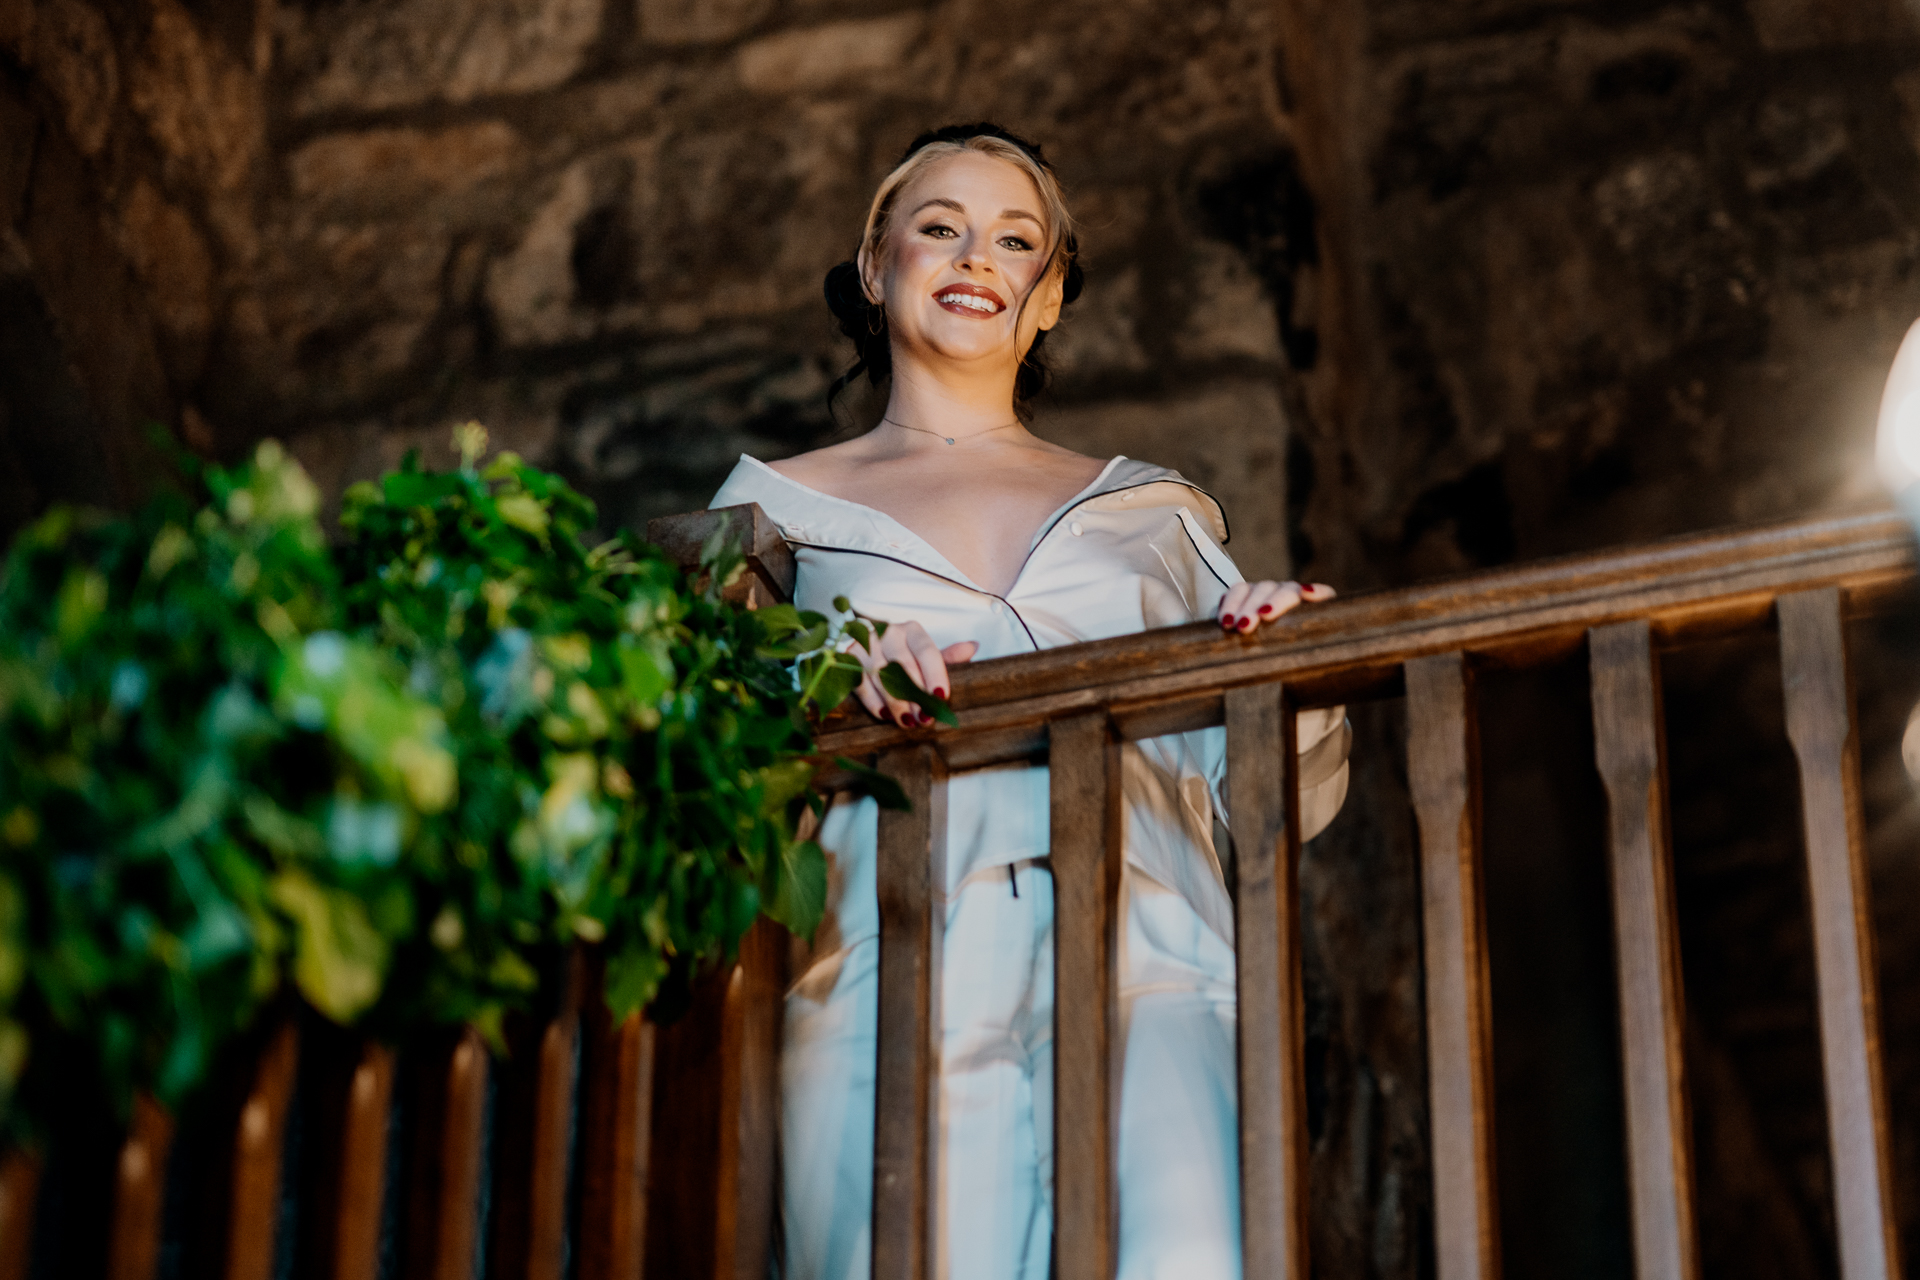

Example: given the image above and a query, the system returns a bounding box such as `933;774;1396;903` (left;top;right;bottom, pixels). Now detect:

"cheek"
886;240;947;289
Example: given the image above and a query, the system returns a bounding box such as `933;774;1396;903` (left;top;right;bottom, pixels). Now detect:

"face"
860;151;1065;372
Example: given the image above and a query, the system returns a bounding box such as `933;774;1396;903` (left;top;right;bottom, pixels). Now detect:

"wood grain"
577;955;657;1280
320;1039;397;1280
871;744;948;1280
1404;654;1500;1280
646;505;796;606
107;1094;174;1280
402;1028;491;1280
1050;712;1123;1280
222;1018;301;1280
491;948;586;1280
0;1149;39;1280
717;919;788;1280
816;510;1914;766
1777;587;1902;1280
1225;683;1309;1280
1589;620;1698;1280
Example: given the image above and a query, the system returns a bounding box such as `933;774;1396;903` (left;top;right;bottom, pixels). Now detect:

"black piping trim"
1176;514;1236;593
782;542;1043;652
1025;475;1234;563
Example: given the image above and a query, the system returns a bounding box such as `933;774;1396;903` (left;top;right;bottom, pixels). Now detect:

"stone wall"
9;0;1920;1274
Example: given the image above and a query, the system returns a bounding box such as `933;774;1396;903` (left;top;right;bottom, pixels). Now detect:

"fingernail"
933;688;948;700
918;711;933;727
1221;614;1236;628
1258;604;1273;615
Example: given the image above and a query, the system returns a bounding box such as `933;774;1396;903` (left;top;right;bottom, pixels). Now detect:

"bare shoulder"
765;435;879;486
1020;434;1109;482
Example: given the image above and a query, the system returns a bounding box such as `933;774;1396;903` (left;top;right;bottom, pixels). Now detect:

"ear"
1034;264;1066;332
856;243;883;306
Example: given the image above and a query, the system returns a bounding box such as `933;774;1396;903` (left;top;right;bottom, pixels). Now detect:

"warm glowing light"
1876;318;1920;493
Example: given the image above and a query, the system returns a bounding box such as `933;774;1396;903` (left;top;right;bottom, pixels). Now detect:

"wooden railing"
0;506;1911;1280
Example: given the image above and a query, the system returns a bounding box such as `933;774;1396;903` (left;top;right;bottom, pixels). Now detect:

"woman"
710;124;1350;1280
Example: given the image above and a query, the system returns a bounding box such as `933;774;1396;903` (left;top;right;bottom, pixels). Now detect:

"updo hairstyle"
825;123;1084;422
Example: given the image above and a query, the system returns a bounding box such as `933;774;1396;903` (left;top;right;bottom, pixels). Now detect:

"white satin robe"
710;454;1350;1280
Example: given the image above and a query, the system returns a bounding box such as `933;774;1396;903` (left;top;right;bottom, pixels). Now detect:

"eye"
999;235;1034;252
919;222;957;239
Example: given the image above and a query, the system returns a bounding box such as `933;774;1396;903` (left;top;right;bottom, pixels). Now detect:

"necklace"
882;416;1022;446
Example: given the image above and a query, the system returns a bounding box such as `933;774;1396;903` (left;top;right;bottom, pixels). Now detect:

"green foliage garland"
0;430;871;1134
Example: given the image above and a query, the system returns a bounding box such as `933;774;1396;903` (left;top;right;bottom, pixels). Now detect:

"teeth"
938;292;999;312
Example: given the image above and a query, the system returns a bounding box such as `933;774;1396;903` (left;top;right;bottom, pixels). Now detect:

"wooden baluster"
576;959;657;1280
491;949;586;1280
403;1028;491;1280
107;1094;174;1280
717;919;787;1280
1050;711;1123;1280
0;1149;39;1280
1405;654;1501;1280
222;1018;302;1280
1225;683;1309;1280
1778;587;1901;1280
871;743;947;1280
1589;620;1699;1280
319;1039;398;1280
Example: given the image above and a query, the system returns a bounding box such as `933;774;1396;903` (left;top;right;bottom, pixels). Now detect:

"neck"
879;352;1027;444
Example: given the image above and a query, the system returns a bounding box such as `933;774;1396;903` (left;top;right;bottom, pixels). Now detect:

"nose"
954;233;996;275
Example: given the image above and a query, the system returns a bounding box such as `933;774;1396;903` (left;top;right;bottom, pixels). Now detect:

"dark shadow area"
1664;633;1837;1280
1478;656;1634;1280
1850;605;1920;1273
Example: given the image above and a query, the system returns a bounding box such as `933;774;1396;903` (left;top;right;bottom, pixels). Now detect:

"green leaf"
603;948;668;1021
878;663;958;726
761;838;826;937
832;756;911;811
270;871;389;1024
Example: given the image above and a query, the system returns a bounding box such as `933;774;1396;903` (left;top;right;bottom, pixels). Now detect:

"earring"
867;303;885;336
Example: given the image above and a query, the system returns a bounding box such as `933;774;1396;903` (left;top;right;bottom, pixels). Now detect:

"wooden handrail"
813;507;1915;767
3;505;1911;1280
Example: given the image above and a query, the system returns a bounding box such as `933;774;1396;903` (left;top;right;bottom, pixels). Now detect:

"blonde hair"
857;135;1076;302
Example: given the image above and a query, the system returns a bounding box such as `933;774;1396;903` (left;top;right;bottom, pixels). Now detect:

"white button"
1070;521;1084;536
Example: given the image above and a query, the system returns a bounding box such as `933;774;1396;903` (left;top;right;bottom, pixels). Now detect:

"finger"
1301;582;1337;602
879;627;932;726
905;628;951;701
941;640;979;666
854;671;887;720
1218;581;1254;629
1241;581;1303;632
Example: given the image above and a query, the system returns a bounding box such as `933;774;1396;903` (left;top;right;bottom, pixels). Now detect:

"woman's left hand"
1218;580;1336;633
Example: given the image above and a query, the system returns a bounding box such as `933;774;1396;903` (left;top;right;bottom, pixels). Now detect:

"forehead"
895;151;1047;222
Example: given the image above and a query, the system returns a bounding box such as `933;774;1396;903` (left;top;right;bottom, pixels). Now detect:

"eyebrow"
910;197;1046;228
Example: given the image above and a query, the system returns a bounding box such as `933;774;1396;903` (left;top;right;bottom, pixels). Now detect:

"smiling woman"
708;124;1350;1280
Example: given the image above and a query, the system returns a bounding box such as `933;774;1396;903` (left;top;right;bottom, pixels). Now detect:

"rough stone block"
282;0;604;116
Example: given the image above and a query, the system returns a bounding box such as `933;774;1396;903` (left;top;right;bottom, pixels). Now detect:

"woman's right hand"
852;619;978;726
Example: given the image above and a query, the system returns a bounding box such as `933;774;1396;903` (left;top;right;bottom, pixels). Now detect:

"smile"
935;288;1005;316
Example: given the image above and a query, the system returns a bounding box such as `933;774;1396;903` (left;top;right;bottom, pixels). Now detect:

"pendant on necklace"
943;436;955;445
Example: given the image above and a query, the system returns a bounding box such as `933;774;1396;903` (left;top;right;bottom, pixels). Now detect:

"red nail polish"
1221;615;1235;628
934;688;948;699
918;711;933;727
1258;604;1273;615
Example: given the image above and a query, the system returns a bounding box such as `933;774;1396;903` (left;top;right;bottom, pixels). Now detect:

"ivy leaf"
878;663;958;726
495;491;551;541
269;870;389;1024
603;948;669;1022
760;838;827;938
801;651;865;715
832;756;911;811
